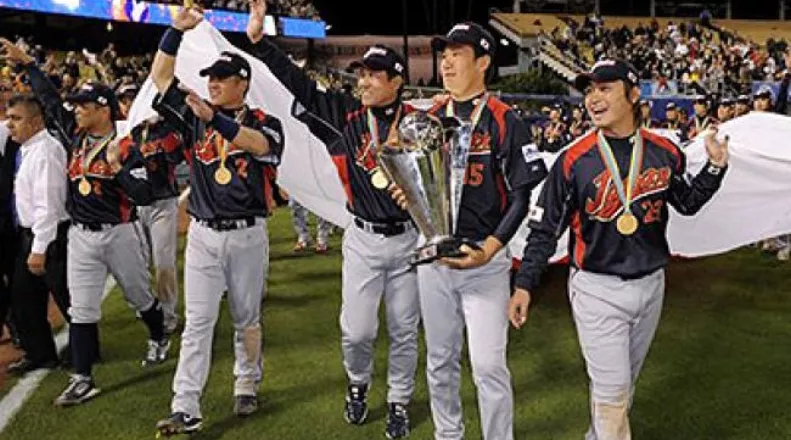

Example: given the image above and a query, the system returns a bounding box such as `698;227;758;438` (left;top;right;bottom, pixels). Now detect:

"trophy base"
410;238;482;266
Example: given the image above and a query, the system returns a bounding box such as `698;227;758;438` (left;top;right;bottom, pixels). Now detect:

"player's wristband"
158;28;184;56
210;112;241;141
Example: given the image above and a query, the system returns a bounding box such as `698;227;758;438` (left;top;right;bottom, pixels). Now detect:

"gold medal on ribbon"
370;168;389;189
78;178;92;196
596;130;644;236
616;213;638;235
214;166;232;185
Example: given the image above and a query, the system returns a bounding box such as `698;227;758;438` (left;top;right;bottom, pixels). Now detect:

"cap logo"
592;59;617;70
97;96;107;105
219;55;234;63
448;23;470;36
394;63;404;73
364;47;388;59
240;68;249;79
480;39;490;51
627;71;638;83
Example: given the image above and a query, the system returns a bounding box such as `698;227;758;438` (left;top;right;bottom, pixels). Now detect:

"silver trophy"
378;111;480;265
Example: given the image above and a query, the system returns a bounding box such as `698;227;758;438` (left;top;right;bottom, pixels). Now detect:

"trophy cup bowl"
378;111;480;265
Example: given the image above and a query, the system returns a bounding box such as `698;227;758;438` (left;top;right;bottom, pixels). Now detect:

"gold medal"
371;168;389;189
78;178;92;196
616;213;638;236
214;167;232;185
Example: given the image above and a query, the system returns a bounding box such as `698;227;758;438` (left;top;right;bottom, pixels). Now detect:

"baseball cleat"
343;383;369;425
233;395;259;417
385;402;410;439
54;374;101;407
142;338;171;367
155;412;202;437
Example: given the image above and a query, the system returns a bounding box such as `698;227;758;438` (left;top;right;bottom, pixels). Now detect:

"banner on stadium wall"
127;22;791;262
0;0;326;38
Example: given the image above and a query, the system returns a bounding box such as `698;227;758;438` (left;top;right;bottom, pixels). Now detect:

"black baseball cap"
116;83;140;99
431;22;496;58
737;94;750;104
348;45;407;77
666;102;677;110
754;86;773;100
199;51;251;80
693;95;709;106
719;97;734;107
639;99;650;107
66;82;120;116
574;59;639;91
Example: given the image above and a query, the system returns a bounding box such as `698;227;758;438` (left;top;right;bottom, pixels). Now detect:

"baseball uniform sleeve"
491;111;549;244
668;149;726;216
152;78;199;146
249;111;285;164
114;138;155;206
23;63;76;148
514;152;576;292
250;38;358;132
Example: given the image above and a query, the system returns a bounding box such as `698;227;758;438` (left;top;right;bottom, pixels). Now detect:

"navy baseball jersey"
515;129;726;292
24;63;153;224
251;39;412;224
122;119;184;201
66;134;154;224
153;79;284;220
428;95;548;243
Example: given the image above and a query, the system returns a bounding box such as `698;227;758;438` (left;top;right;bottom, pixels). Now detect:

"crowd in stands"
151;0;321;19
545;12;791;97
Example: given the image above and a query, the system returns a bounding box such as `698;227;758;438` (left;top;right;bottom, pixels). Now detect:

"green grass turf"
2;209;791;439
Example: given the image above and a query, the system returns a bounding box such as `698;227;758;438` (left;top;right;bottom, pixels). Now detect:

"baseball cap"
754;85;774;100
719;97;734;106
116;83;140;99
665;102;677;110
574;58;640;91
693;95;709;105
639;99;651;107
199;51;251;80
736;94;750;104
431;22;496;58
66;82;120;116
348;45;407;77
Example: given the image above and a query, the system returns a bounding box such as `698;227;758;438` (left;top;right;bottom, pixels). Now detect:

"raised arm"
246;0;354;130
1;38;74;146
668;130;728;216
151;7;204;94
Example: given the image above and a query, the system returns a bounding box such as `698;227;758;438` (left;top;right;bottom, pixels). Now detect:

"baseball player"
509;59;729;440
734;95;751;117
685;95;716;140
150;7;284;435
392;22;547;440
290;198;331;253
716;97;735;123
130;117;184;335
248;1;419;437
2;38;169;407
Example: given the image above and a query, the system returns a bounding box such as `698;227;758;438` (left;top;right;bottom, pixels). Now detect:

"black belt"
195;217;257;231
72;221;118;232
354;217;413;237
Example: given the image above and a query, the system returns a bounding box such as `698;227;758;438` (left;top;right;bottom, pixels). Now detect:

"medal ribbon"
81;131;116;179
445;93;489;131
209;108;247;171
365;105;403;160
596;130;644;217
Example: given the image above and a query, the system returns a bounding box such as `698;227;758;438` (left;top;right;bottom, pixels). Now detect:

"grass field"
2;209;791;440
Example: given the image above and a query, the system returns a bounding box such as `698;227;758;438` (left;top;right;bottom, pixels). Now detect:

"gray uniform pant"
138;197;179;331
171;218;269;418
568;269;665;440
340;224;420;404
418;250;513;440
67;223;155;324
290;199;331;245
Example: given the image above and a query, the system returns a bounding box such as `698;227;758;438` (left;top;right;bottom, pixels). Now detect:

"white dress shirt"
15;129;70;254
0;121;8;155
